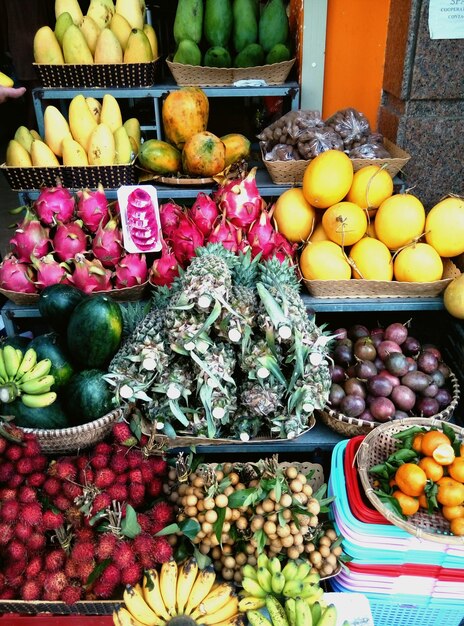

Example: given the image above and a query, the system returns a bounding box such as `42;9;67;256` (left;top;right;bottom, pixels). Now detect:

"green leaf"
213;507;226;545
88;508;109;527
254;528;267;554
312;483;328;501
179;518;201;542
227;488;256;509
392;426;424;440
121;504;141;539
169;400;189;427
154;522;180;536
86;559;111;587
129;413;143;441
442;422;456;444
217;478;232;493
274;479;282;503
278;510;287;527
193;547;212;570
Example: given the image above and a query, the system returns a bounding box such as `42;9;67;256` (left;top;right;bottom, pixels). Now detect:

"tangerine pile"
388;429;464;535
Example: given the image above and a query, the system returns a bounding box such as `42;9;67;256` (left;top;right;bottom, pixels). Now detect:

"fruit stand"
0;1;463;626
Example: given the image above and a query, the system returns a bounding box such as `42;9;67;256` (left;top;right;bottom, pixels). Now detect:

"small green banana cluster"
0;345;56;408
248;596;338;626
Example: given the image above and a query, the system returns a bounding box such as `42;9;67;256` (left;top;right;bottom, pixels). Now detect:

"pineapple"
231;410;262;441
180;248;233;310
120;300;151;340
239;380;285;418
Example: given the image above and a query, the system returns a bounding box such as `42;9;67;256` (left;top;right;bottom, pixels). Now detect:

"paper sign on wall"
429;0;464;39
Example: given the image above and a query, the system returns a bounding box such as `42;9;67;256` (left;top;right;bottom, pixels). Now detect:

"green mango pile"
172;0;292;68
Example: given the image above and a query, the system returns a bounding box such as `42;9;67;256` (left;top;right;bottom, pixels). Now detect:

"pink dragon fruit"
272;232;298;263
31;254;70;289
114;253;148;289
149;241;180;287
9;209;50;262
189;193;219;237
207;216;240;253
247;211;277;259
76;184;109;233
53;220;88;262
0;254;36;293
170;215;204;265
216;167;265;228
159;201;184;240
35;184;75;225
69;254;112;294
92;217;123;268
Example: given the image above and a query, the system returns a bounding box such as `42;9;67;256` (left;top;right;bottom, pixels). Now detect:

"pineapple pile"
105;245;332;441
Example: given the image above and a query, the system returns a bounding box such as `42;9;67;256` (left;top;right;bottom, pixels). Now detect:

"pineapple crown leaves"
258;256;300;290
232;248;262;287
194;242;239;270
120;300;151;339
256;282;293;340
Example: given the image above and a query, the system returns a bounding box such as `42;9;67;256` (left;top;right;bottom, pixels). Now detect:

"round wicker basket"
318;370;460;438
357;417;464;545
20;407;123;454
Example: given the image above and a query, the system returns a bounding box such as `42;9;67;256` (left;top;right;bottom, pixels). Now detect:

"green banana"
242;577;268;598
0;349;9;383
303;573;321;586
3;345;21;380
242;564;259;581
268;557;282;575
20;359;52;383
15;348;37;380
257;566;272;593
305;586;324;606
282;561;299;582
271;572;286;595
295;562;311;581
285;598;297;626
283;580;304;598
20;375;55;395
316;604;337;626
310;601;322;624
295;598;312;626
247;610;273;626
299;584;320;599
257;553;270;570
21;391;57;408
266;595;289;626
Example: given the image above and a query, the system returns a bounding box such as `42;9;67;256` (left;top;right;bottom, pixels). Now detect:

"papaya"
259;0;289;53
162;87;209;150
220;133;251;167
204;0;233;48
266;43;291;65
138;139;182;175
182;132;226;177
173;39;202;66
234;42;265;68
173;0;203;45
204;46;231;68
232;0;258;53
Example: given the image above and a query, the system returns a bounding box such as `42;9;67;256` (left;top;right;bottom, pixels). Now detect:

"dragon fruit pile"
151;167;297;286
0;421;175;603
0;183;149;294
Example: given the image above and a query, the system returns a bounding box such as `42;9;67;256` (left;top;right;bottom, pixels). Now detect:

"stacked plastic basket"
328;436;464;626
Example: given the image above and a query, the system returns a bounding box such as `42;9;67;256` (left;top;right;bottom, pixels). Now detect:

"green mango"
266;43;291;65
173;39;202;66
173;0;203;45
234;42;264;68
232;0;258;53
204;0;233;48
259;0;289;53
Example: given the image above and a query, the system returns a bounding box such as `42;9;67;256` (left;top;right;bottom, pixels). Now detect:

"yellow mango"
69;94;98;151
30;140;60;167
62;24;94;63
30;130;43;141
100;94;123;133
143;24;158;59
114;126;132;164
115;0;144;29
78;15;101;55
33;26;64;64
14;127;35;154
0;71;14;87
55;12;74;46
123;117;141;152
6;140;32;167
87;0;116;30
86;97;102;122
110;13;132;51
62;137;89;166
87;123;116;165
94;28;123;63
124;28;153;63
44;105;72;158
55;0;84;24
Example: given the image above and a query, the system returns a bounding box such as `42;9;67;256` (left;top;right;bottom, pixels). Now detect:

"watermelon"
63;369;114;424
38;284;87;335
1;398;71;429
28;332;75;389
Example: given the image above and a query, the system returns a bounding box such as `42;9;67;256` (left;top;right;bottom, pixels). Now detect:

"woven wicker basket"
317;370;460;438
357;417;464;544
19;407;123;454
0;283;148;306
0;599;117;616
262;138;411;184
34;60;159;88
166;57;295;86
302;257;459;299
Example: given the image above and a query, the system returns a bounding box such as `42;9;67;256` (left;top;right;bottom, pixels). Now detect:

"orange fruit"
299;240;351;280
392;490;420;516
394;463;427;497
450;517;464;536
418;493;429;509
322;201;368;247
421;431;451;457
273;188;316;242
349;237;393;281
441;504;464;521
346;165;394;213
412;433;424;454
308;221;329;243
375;193;426;250
393;243;443;283
448;456;464;483
432;443;456;466
418;456;444;482
425;196;464;257
460;442;464;456
436;477;464;507
302;150;354;209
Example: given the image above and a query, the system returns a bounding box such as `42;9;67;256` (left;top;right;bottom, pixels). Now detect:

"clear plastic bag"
261;141;301;161
297;126;344;159
325;107;371;150
349;142;391;159
257;110;324;146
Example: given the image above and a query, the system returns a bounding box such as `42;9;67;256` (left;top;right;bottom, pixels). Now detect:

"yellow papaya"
162;87;209;150
138;139;181;175
220;133;251;167
182;131;225;177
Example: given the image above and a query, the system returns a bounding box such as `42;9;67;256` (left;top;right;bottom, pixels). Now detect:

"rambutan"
5;444;23;462
32;455;48;471
25;555;44;579
100;562;121;587
43;589;61;601
22;438;42;458
43;477;62;497
107;483;128;502
149;456;168;475
90;454;109;470
22;501;43;526
0;589;16;599
18;485;37;503
132;533;156;560
71;541;95;563
140;460;154;483
139;434;149;446
115;473;128;484
137;513;152;533
62;481;83;501
113;540;136;569
27;472;46;487
109;452;129;474
91;492;112;515
65;505;84;528
128;483;145;507
112;421;137;446
26;532;46;551
16;457;35;475
94;468;116;489
0;438;6;455
53;458;78;481
21;579;43;601
61;585;83;605
7;473;24;488
0;499;20;522
0;487;17;500
0;461;14;483
151;501;174;526
94;442;113;456
45;548;67;572
129;469;143;484
15;521;33;542
147;477;163;498
77;560;95;584
79;468;94;485
74;527;94;543
0;522;13;545
44;571;68;595
64;558;79;579
76;456;89;470
7;538;27;562
92;579;117;599
95;533;117;561
152;536;174;563
53;495;72;511
120;562;142;586
126;449;142;469
42;509;65;530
